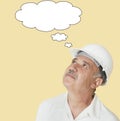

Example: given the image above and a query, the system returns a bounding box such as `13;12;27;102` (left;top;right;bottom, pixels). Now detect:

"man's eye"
72;60;76;63
83;63;86;66
82;63;88;69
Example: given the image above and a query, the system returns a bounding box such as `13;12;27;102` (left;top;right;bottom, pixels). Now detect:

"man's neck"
67;91;94;119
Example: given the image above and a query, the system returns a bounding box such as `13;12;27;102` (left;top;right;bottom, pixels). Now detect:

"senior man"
36;44;119;121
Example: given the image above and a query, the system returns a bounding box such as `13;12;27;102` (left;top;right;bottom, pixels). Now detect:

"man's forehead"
73;57;91;67
74;55;93;63
74;55;99;67
76;51;100;67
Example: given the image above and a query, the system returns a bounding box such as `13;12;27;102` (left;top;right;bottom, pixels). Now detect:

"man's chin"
63;76;75;87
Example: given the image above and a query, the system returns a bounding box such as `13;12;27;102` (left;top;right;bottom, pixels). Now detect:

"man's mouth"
65;73;76;79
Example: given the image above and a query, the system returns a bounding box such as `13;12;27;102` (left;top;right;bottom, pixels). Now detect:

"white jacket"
36;93;119;121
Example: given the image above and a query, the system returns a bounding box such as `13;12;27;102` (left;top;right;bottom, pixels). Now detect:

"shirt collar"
65;93;101;120
85;94;100;119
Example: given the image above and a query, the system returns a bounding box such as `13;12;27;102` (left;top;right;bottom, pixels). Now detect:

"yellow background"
0;0;120;121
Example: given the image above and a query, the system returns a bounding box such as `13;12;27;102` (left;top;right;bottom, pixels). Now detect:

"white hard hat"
70;44;113;81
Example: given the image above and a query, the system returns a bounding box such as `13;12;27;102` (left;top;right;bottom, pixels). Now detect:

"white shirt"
36;93;119;121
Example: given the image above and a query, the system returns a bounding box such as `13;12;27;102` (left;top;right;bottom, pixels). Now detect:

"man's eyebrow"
72;58;77;62
82;60;90;67
72;58;91;66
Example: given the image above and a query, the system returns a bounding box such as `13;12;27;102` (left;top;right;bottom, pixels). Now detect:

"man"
36;44;119;121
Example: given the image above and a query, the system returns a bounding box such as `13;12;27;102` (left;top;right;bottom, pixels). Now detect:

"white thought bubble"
51;33;67;42
64;42;72;48
16;0;82;31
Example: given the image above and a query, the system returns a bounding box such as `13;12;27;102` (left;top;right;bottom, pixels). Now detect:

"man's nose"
68;65;77;73
68;69;75;74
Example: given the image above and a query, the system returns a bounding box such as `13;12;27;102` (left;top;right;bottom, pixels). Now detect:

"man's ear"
90;78;103;89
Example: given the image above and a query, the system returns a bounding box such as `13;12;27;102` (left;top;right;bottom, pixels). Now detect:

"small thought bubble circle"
51;33;68;42
64;42;72;48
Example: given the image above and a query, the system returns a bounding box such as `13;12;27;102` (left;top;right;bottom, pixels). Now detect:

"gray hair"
94;65;107;85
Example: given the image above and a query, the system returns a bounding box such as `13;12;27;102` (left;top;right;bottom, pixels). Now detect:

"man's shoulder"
40;93;66;109
36;93;68;121
97;97;119;121
45;93;66;103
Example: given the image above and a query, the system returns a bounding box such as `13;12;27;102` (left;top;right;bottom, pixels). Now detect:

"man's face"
63;55;100;94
